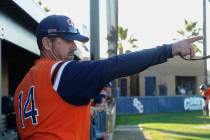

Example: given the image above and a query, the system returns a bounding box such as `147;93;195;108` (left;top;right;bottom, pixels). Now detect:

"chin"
68;56;74;60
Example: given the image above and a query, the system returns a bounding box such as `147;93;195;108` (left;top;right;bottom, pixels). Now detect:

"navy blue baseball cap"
36;15;89;42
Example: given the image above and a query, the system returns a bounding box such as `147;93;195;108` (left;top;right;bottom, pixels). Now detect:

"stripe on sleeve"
53;61;72;91
51;61;62;75
51;62;64;86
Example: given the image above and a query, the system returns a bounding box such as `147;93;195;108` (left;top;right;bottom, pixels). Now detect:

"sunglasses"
179;54;210;60
43;27;80;37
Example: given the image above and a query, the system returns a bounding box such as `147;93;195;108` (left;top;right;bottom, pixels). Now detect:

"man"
14;15;203;140
199;84;210;116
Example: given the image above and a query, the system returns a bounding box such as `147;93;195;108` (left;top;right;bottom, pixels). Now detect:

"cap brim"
61;33;89;43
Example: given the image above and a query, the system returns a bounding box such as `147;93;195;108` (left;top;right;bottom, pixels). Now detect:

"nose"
71;41;77;51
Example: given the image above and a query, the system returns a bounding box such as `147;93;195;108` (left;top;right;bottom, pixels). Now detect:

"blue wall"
116;96;204;115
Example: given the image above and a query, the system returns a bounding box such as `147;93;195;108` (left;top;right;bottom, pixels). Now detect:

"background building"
120;57;205;96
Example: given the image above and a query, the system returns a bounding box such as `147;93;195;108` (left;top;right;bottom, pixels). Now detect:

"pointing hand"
172;36;204;57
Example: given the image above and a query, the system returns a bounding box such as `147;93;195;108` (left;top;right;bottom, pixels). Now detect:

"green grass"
116;111;210;140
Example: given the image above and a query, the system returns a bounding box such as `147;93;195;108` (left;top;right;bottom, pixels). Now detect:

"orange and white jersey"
14;59;90;140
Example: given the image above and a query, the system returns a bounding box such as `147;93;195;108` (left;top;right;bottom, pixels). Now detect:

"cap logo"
67;19;74;26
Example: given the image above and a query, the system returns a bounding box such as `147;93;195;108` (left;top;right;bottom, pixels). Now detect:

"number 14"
18;86;39;128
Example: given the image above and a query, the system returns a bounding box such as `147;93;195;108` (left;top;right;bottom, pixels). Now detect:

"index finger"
187;35;204;43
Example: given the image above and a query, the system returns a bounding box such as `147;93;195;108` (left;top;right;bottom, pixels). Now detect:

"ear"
42;37;52;51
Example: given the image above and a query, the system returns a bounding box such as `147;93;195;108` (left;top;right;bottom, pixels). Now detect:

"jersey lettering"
18;86;39;128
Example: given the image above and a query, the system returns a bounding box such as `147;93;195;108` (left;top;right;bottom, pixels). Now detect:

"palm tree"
117;26;138;54
107;26;138;56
